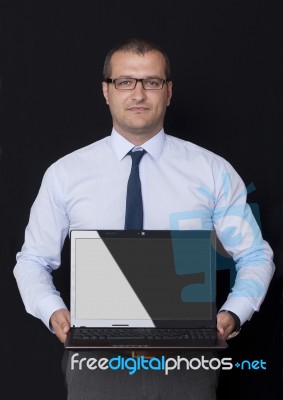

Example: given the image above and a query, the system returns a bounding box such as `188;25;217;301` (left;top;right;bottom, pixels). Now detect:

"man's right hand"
50;308;71;343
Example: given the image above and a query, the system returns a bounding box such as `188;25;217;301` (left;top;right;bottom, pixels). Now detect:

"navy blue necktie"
124;149;146;230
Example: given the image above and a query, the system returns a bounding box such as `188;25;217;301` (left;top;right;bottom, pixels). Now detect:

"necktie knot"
129;149;145;166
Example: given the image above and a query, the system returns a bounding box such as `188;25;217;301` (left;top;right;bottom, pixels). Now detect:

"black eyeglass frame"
105;77;169;90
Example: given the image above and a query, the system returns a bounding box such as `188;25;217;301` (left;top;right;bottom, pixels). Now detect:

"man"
14;38;274;399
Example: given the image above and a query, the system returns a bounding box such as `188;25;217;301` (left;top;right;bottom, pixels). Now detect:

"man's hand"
217;311;235;340
50;308;71;343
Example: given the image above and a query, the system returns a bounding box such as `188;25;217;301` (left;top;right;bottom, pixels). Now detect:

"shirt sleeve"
14;164;70;330
212;160;275;325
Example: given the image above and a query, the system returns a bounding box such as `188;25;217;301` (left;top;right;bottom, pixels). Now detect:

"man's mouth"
128;106;149;112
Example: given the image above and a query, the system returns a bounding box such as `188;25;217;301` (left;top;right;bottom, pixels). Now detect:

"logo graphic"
169;179;266;302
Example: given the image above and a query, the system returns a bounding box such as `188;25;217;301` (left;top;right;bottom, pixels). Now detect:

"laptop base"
64;329;228;350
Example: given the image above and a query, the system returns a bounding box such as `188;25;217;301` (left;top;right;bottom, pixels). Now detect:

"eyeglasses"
105;77;169;90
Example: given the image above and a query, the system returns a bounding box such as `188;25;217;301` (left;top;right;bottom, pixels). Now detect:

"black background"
1;0;282;398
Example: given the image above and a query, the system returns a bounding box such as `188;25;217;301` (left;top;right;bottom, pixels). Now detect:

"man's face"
102;50;172;143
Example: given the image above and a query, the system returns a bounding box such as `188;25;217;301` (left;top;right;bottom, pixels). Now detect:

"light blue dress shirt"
14;129;275;329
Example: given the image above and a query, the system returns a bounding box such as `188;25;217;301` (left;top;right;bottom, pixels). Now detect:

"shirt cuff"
36;295;68;331
219;296;255;326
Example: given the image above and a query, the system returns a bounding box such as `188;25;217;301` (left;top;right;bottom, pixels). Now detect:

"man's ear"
102;82;109;105
167;81;173;106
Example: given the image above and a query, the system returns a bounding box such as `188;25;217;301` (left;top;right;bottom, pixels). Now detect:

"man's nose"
131;80;147;99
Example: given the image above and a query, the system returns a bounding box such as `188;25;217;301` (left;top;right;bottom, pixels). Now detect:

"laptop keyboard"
73;328;217;341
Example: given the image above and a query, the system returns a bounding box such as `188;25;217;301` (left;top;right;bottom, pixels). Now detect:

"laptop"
64;229;227;350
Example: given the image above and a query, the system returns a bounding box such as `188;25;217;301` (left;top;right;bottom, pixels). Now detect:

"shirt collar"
110;128;165;161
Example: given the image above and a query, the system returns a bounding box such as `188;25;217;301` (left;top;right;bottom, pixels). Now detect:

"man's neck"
114;128;162;146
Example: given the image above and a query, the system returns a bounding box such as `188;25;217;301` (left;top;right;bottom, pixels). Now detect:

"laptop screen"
71;230;216;328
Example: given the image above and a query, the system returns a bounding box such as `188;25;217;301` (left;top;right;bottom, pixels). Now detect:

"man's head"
102;38;173;145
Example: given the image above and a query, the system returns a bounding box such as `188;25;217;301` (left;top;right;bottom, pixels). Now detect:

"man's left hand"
217;311;235;340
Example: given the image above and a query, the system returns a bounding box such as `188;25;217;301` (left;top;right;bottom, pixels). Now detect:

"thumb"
218;325;224;335
62;323;70;334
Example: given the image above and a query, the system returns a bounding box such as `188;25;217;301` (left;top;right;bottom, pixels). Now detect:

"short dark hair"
103;38;171;80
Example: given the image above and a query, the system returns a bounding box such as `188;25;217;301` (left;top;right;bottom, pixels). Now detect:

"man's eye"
117;80;132;87
144;80;160;87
